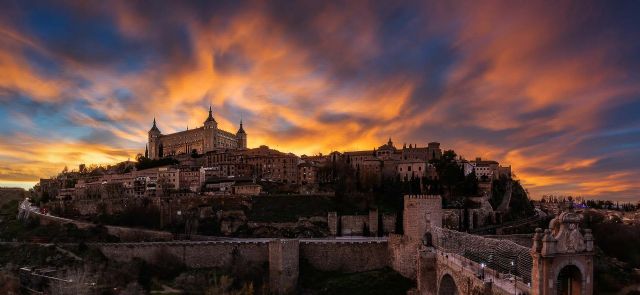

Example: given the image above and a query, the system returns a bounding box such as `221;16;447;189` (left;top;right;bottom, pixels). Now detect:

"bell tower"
531;207;594;295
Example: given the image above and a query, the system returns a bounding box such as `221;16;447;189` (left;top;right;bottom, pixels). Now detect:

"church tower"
203;106;217;152
236;120;247;149
148;118;162;159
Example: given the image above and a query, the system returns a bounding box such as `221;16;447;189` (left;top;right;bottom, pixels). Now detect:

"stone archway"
557;264;582;295
438;274;459;295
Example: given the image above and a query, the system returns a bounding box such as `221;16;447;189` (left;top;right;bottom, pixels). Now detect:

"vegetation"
577;210;640;293
0;199;119;243
0;187;27;206
135;154;179;170
248;195;338;222
300;262;414;295
94;198;162;230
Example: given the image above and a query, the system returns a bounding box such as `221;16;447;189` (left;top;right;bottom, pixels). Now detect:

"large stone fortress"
148;106;247;159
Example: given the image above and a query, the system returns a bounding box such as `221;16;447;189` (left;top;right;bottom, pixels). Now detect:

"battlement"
405;194;442;200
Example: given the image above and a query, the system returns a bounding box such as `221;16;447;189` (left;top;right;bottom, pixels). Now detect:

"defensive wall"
92;239;389;272
92;238;388;294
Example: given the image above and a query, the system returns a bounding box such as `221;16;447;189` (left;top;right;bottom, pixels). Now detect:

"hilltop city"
35;107;517;231
0;108;638;295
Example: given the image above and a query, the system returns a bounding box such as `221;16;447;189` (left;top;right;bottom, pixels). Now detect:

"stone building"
397;159;437;181
340;139;442;185
240;145;299;184
148;106;247;159
298;161;319;185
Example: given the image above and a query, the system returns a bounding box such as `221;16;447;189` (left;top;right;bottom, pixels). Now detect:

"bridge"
421;226;533;294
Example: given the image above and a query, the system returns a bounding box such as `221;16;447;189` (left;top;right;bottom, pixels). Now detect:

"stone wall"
269;240;299;294
300;240;389;273
97;241;269;269
327;212;338;236
340;215;368;236
388;234;420;279
93;239;389;274
369;209;379;236
382;213;397;235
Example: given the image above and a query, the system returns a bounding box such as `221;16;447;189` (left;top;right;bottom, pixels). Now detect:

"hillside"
0;188;26;206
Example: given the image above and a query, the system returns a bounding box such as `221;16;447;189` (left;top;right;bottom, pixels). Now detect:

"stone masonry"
269;239;300;295
403;195;442;240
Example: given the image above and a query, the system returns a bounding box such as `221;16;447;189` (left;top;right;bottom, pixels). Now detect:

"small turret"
204;106;217;124
236;120;247;149
149;117;161;134
237;120;246;134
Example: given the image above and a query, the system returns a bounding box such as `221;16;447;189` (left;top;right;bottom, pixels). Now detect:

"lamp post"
511;260;516;295
480;263;485;280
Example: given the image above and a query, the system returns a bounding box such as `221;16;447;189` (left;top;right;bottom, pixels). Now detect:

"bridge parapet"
430;226;533;283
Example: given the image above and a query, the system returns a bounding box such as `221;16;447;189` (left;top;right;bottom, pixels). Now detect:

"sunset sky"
1;1;639;201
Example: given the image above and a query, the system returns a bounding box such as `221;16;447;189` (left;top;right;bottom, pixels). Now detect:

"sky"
0;1;639;201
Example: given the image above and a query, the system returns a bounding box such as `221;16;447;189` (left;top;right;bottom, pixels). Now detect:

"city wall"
97;241;269;269
92;239;389;272
300;240;389;272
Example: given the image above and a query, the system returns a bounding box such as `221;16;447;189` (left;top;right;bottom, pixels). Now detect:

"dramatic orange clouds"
0;1;639;201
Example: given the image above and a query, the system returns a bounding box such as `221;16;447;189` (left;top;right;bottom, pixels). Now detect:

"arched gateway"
438;274;459;295
531;207;594;295
557;264;583;295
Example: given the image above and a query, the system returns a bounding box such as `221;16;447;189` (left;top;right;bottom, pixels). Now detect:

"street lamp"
480;263;485;280
511;260;516;295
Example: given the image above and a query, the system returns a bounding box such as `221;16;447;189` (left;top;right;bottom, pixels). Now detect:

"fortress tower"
403;195;442;241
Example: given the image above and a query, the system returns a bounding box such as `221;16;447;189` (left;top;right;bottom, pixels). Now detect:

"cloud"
0;1;639;201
